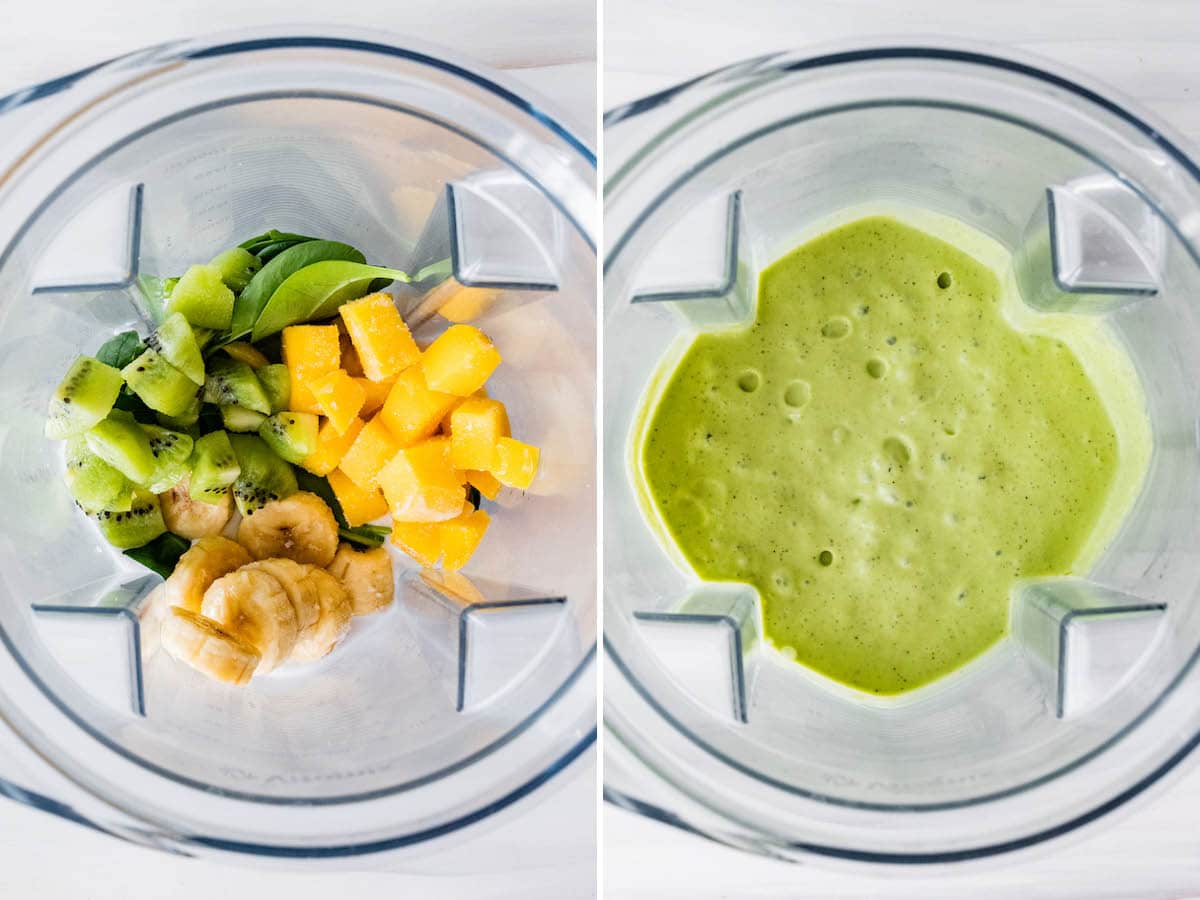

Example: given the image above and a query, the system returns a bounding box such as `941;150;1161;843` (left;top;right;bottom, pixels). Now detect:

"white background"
603;1;1200;897
0;2;597;898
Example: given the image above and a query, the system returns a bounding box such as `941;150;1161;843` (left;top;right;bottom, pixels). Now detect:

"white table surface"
0;2;596;898
602;1;1200;897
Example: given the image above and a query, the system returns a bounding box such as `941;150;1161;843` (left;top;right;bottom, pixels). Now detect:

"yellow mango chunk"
222;341;270;369
357;375;396;417
379;366;458;447
421;569;487;605
282;325;340;414
339;293;421;382
308;369;366;435
439;508;490;571
301;417;364;476
449;397;511;470
391;521;441;568
378;437;466;523
420;325;501;396
435;282;502;323
327;467;389;526
339;417;403;491
491;437;539;490
339;331;364;377
466;469;502;501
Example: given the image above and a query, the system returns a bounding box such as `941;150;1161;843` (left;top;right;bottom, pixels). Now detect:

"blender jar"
604;44;1200;865
0;27;596;865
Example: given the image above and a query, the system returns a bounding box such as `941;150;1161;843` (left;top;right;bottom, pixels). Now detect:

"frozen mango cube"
283;324;340;414
339;417;403;491
466;469;502;501
356;374;396;416
439;508;490;571
340;293;421;382
420;325;501;396
391;521;441;568
379;366;458;447
491;437;539;490
339;330;364;377
429;280;501;323
378;437;466;523
449;397;511;470
327;467;389;526
301;417;364;476
308;369;366;435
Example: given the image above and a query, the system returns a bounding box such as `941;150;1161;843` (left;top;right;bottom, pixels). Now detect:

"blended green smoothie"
639;214;1149;695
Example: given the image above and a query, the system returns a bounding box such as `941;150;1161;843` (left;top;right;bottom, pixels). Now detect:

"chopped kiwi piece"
204;357;270;415
157;393;201;429
142;425;194;493
258;412;318;464
45;356;124;439
220;404;267;433
121;349;198;417
85;415;157;485
65;437;133;514
256;364;291;413
93;489;166;549
228;433;298;516
189;431;240;505
166;263;235;331
146;312;205;386
209;247;261;293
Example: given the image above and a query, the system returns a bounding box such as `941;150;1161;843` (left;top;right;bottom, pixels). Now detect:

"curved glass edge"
604;644;1200;864
603;43;1200;199
0;28;595;171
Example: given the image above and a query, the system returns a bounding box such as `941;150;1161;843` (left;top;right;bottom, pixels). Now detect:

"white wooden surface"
603;1;1200;897
0;2;596;898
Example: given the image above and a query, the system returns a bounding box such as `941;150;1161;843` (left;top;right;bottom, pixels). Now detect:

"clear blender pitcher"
604;43;1200;866
0;27;596;867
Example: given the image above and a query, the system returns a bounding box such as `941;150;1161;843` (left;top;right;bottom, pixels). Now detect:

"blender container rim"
0;25;597;859
602;40;1200;863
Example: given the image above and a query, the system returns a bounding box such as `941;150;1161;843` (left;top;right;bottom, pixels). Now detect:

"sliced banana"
245;558;321;639
237;491;339;567
159;479;233;540
165;536;252;613
327;543;395;616
160;606;261;685
200;568;298;673
291;567;353;662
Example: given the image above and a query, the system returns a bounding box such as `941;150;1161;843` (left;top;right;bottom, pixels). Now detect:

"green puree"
640;215;1148;695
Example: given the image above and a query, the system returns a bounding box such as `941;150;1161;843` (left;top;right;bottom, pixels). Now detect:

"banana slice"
200;568;298;673
327;543;395;616
160;606;261;685
291;567;353;662
165;536;253;613
244;558;321;640
159;479;233;540
237;491;339;567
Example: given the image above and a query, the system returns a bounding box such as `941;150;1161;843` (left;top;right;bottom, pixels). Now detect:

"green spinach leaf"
230;240;365;339
251;261;412;341
238;229;316;256
124;532;190;579
95;331;144;369
338;526;390;548
294;469;389;547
